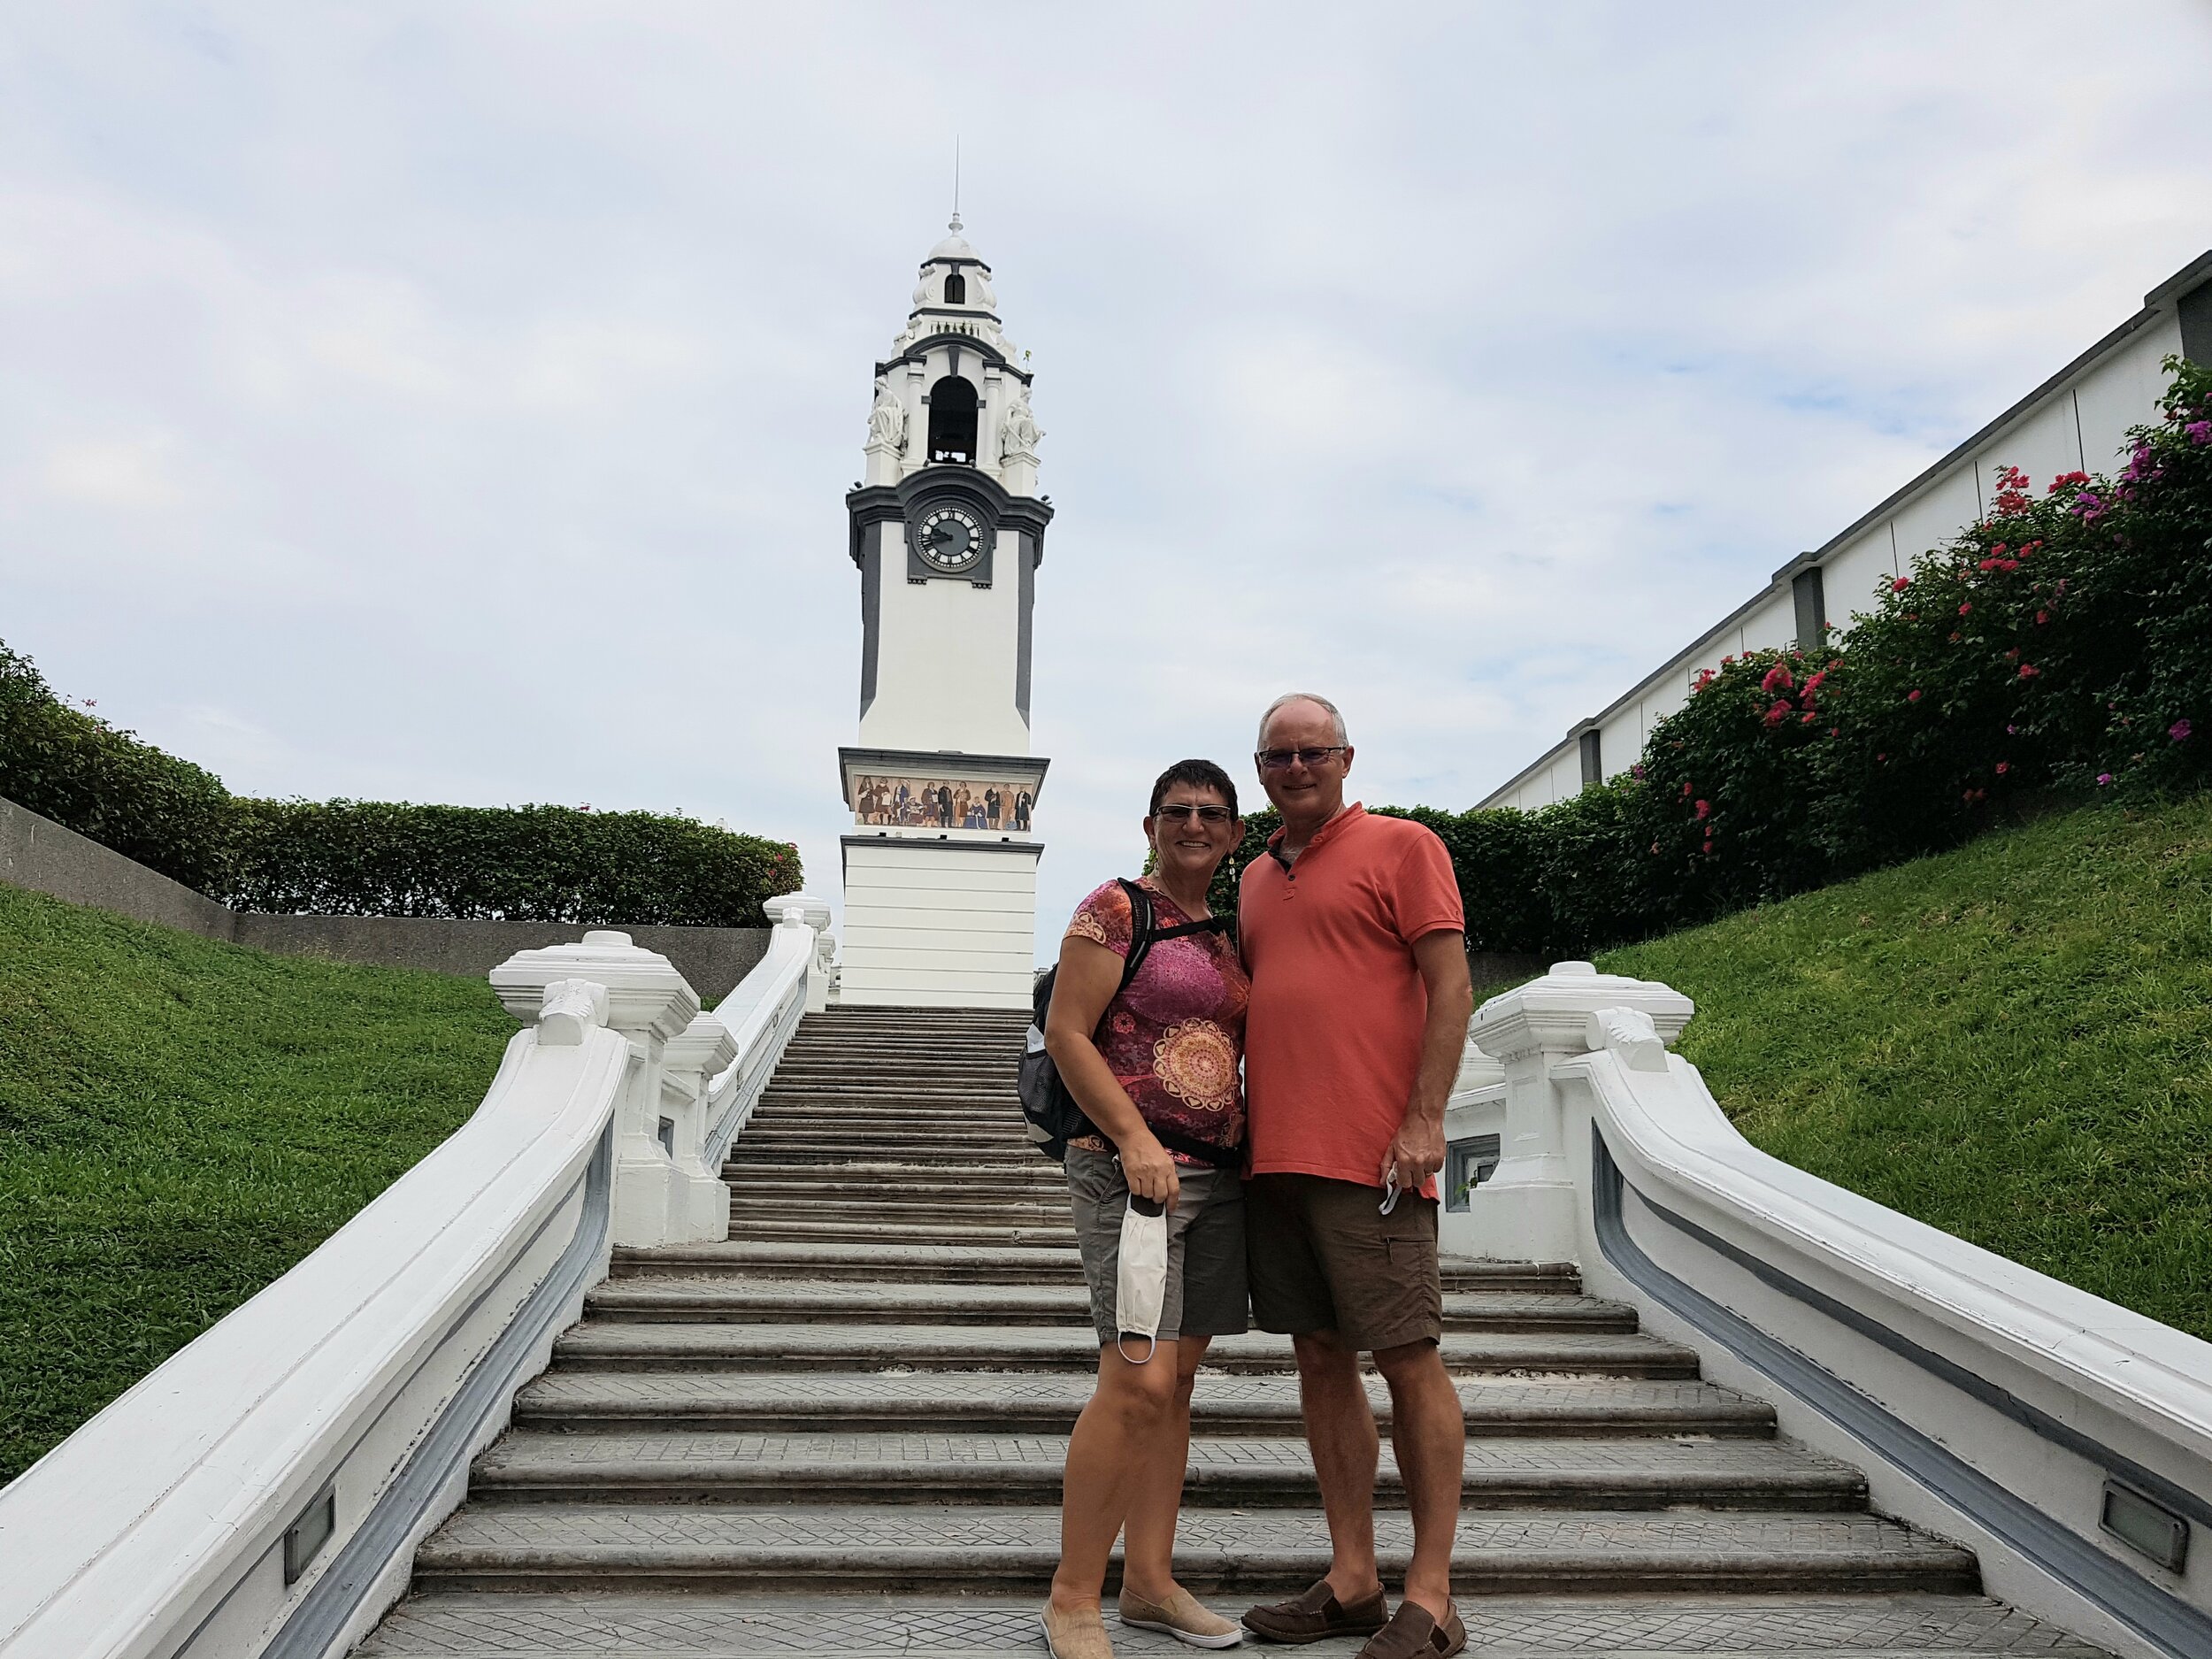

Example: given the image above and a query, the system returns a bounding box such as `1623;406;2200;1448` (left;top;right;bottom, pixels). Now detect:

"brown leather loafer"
1355;1600;1465;1659
1240;1578;1389;1645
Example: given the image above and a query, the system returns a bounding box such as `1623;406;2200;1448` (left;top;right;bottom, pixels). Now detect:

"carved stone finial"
1585;1005;1669;1072
538;978;610;1047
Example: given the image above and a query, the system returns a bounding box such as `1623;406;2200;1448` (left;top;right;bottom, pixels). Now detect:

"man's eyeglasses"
1153;804;1235;825
1255;746;1348;772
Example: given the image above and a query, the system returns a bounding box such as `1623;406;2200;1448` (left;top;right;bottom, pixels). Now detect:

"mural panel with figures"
851;774;1035;833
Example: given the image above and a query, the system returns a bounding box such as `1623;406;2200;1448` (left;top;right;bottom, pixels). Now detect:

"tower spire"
951;135;961;231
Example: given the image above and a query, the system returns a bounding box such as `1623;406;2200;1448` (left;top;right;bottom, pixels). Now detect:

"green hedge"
1210;357;2212;956
0;645;801;929
219;799;801;926
0;644;235;893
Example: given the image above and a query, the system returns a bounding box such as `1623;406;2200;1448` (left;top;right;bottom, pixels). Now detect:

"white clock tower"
835;216;1051;1009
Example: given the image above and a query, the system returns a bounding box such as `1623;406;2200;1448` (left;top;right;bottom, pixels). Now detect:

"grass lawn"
1597;796;2212;1341
0;884;514;1485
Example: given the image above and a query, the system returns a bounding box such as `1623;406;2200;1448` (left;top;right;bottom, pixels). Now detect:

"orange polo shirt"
1238;804;1465;1194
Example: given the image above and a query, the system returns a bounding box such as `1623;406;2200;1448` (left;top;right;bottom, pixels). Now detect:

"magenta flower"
2171;719;2194;742
2186;420;2211;445
2097;772;2115;786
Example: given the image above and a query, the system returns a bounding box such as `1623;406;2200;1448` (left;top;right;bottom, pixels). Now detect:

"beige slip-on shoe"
1041;1601;1118;1659
1119;1586;1244;1649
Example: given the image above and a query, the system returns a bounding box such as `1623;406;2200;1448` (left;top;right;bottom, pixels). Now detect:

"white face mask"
1115;1194;1169;1363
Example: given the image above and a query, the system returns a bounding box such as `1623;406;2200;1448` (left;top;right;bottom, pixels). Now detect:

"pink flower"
2035;610;2049;625
2096;772;2115;786
2187;420;2211;445
1995;762;2009;775
1908;689;1923;703
2172;719;2194;742
1694;799;1712;820
1891;576;1910;592
1958;602;1972;616
1701;838;1714;854
1761;664;1795;694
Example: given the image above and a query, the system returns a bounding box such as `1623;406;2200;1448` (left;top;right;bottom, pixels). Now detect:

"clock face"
917;506;984;570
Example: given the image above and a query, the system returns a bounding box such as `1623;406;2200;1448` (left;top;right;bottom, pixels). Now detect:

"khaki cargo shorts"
1247;1171;1442;1352
1064;1144;1250;1347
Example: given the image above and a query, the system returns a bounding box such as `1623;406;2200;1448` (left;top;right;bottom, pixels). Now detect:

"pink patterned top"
1062;878;1249;1166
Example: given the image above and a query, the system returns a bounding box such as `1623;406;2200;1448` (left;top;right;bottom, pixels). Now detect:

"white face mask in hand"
1115;1194;1169;1364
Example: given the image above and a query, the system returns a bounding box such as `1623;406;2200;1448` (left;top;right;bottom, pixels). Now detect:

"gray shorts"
1064;1144;1249;1347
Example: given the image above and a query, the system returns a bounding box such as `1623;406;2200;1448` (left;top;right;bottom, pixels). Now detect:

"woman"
1041;759;1250;1659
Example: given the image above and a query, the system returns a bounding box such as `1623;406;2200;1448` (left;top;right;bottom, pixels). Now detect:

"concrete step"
721;1196;1073;1228
465;1431;1865;1510
582;1279;1638;1333
609;1240;1087;1284
720;1181;1069;1209
721;1164;1068;1189
360;1591;2102;1658
411;1503;1978;1594
606;1240;1581;1294
723;1218;1080;1248
550;1321;1701;1376
513;1371;1776;1438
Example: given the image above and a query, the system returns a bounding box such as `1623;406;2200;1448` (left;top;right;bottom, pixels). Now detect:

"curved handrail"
0;1009;630;1659
703;918;813;1162
1559;1035;2212;1473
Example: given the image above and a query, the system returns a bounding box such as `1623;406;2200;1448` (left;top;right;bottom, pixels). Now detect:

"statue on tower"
1000;385;1042;461
866;381;907;453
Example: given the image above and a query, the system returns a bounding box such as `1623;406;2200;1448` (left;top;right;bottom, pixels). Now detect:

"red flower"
1891;576;1910;592
2035;610;2049;625
1694;798;1712;819
1958;602;1972;616
1680;781;1693;797
1995;762;2009;775
1761;664;1795;694
2018;664;2039;680
1701;839;1714;854
1801;710;1817;724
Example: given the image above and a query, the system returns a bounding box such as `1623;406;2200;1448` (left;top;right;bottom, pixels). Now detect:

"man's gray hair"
1257;692;1349;748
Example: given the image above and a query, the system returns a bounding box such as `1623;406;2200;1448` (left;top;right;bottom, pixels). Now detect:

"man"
1237;693;1475;1659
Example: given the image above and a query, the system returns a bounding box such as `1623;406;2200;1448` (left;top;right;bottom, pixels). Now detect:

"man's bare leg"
1372;1338;1463;1620
1118;1336;1210;1601
1292;1329;1386;1606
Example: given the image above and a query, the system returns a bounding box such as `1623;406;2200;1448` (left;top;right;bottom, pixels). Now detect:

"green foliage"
219;798;802;926
0;643;234;892
0;640;802;928
0;881;514;1482
1598;796;2212;1341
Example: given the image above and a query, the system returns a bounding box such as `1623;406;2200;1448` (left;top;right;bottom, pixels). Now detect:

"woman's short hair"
1149;758;1239;818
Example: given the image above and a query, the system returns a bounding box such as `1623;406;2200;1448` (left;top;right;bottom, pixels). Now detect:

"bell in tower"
835;218;1053;1010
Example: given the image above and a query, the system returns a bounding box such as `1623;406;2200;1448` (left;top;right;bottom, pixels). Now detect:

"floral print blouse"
1063;877;1249;1166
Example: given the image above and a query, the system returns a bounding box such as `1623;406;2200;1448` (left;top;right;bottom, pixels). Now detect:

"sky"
5;4;2211;966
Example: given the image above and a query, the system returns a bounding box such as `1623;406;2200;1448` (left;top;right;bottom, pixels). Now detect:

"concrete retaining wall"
0;793;771;998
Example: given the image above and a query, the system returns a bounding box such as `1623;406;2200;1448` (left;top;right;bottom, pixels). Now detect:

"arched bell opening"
943;271;967;304
926;375;979;465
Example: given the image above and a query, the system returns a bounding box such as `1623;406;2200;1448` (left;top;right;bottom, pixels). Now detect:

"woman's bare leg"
1051;1340;1179;1614
1118;1335;1208;1602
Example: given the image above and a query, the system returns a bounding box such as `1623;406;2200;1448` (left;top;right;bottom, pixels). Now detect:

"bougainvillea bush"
1205;358;2212;956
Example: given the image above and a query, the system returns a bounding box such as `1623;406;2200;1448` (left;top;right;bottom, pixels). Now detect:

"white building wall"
839;841;1040;1010
857;526;1032;756
1479;265;2202;812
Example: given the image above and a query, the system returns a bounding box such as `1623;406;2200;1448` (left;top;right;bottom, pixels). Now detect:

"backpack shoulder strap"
1115;877;1157;994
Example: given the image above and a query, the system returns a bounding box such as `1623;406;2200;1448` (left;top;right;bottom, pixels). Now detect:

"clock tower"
835;216;1052;1009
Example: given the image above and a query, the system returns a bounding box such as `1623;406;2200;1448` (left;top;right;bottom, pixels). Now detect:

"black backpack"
1020;878;1241;1166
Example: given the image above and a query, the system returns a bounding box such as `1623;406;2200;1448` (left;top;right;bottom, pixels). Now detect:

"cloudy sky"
6;4;2211;964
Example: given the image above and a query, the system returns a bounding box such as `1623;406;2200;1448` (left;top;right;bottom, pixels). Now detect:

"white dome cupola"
905;213;1002;330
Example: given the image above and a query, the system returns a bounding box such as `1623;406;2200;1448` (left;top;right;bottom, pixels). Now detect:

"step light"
2101;1478;2190;1572
283;1485;336;1585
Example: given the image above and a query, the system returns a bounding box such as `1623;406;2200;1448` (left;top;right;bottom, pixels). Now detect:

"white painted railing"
1454;963;2212;1659
0;899;832;1659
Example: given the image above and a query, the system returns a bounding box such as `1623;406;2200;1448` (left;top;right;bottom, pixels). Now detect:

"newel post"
1464;961;1692;1263
490;930;702;1248
762;892;836;1013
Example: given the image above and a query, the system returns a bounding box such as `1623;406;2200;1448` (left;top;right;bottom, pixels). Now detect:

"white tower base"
839;836;1041;1009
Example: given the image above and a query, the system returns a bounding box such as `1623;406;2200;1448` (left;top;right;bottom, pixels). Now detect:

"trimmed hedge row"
1212;357;2212;956
0;645;802;928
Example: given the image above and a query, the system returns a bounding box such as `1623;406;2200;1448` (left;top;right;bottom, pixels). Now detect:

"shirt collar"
1266;802;1364;865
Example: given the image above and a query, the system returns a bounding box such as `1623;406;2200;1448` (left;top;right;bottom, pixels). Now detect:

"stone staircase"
362;1006;2103;1658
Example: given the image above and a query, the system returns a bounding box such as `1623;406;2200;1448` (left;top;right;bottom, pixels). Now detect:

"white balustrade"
1453;962;2212;1659
0;895;833;1659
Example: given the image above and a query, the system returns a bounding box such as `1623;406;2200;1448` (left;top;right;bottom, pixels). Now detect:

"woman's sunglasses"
1153;804;1234;824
